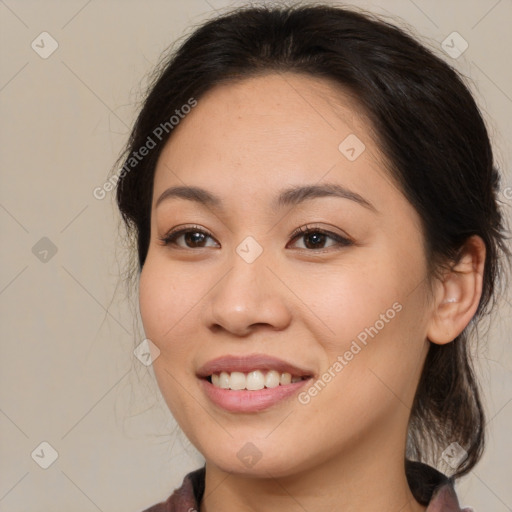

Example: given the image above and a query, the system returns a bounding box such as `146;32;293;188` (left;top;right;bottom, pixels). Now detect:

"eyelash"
288;225;353;250
158;225;218;248
158;224;353;251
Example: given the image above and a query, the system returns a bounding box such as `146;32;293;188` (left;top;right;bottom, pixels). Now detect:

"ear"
427;235;486;345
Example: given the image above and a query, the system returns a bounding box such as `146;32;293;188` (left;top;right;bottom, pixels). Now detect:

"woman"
115;4;509;511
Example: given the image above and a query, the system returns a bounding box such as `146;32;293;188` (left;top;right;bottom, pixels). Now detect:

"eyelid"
287;224;353;247
158;223;353;250
158;224;220;247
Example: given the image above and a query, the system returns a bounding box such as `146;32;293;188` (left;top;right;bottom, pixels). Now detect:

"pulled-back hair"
116;3;509;478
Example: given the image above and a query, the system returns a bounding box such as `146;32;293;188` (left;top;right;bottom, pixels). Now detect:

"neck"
200;422;426;512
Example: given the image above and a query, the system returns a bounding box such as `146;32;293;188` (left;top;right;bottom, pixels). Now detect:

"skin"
139;73;485;512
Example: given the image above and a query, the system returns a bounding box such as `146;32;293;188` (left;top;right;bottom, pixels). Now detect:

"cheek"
292;244;429;395
139;259;198;420
307;269;429;425
139;262;169;342
289;253;408;350
138;257;197;379
139;255;195;341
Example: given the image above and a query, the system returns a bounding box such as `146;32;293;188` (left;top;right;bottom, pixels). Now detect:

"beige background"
0;0;511;511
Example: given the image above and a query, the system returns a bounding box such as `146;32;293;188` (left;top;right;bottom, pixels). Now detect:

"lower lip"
200;378;311;412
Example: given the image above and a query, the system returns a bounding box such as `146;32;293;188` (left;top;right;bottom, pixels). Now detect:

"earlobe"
427;236;486;345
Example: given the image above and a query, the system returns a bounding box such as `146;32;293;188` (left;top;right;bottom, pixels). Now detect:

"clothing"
141;461;472;512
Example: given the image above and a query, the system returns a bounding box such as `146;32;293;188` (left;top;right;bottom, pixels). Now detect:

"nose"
204;254;292;337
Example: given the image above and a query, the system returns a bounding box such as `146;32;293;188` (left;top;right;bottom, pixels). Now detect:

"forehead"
152;72;391;208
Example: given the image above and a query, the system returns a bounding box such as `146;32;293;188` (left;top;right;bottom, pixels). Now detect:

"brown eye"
159;226;219;249
183;231;208;247
288;226;353;251
302;231;327;249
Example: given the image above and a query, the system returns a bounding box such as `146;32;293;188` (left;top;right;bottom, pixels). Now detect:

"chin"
197;435;314;478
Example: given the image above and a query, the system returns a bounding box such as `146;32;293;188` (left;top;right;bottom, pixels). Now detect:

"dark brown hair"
115;3;509;478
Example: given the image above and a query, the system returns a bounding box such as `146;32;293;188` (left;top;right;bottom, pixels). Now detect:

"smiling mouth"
206;370;310;391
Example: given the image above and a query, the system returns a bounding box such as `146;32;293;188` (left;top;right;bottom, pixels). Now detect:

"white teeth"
219;371;230;389
246;370;265;391
229;371;246;390
209;370;305;390
280;372;291;385
265;370;280;388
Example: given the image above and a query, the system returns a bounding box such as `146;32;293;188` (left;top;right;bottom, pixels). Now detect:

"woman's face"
139;73;432;477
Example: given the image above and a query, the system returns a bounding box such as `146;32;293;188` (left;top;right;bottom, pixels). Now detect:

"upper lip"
196;354;314;378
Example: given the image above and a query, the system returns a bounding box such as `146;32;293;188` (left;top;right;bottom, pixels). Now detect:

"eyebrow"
275;183;376;212
155;183;376;212
155;185;222;209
